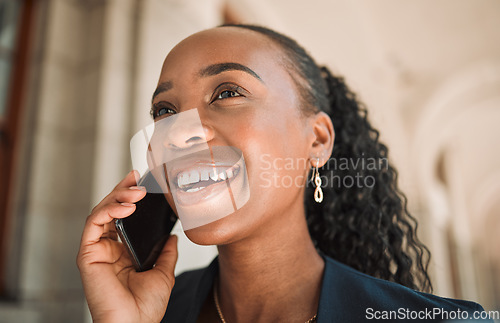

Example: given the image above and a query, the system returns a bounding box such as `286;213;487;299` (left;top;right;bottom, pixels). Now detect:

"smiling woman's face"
151;27;318;245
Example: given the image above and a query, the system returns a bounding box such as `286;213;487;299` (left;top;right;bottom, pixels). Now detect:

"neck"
216;204;325;322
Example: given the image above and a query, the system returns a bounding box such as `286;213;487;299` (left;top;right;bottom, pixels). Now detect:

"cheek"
213;88;310;198
226;115;309;200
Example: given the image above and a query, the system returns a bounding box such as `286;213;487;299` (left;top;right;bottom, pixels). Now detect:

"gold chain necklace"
213;280;318;323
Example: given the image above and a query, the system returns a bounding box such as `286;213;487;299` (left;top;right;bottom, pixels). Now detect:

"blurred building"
0;0;498;322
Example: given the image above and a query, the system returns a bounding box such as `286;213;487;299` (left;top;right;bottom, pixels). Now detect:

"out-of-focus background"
0;0;498;322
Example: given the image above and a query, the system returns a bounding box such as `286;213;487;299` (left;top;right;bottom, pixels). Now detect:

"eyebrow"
151;63;262;102
199;62;262;82
152;81;173;103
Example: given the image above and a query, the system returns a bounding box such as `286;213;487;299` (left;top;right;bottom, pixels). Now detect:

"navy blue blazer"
162;255;492;322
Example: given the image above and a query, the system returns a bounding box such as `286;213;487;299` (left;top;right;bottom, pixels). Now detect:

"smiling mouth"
175;164;241;193
163;146;246;208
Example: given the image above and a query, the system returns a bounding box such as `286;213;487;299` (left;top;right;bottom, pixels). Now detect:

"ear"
308;111;334;167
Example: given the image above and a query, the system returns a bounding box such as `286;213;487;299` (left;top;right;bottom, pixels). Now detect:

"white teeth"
188;170;200;184
200;169;209;181
177;166;238;190
209;169;218;181
178;173;190;187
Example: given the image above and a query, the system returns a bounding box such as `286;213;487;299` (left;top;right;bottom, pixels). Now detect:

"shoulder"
319;256;491;322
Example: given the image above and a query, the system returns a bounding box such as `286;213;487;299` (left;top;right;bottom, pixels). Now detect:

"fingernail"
121;202;135;207
129;186;146;191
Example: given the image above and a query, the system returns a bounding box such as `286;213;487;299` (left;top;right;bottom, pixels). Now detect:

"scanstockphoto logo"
259;154;389;189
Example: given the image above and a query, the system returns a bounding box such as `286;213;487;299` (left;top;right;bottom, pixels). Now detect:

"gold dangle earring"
311;158;323;203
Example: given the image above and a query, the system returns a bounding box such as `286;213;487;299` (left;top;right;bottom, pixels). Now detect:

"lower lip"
173;166;240;206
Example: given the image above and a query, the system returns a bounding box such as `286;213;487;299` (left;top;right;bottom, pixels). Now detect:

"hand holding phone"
77;171;178;322
115;171;177;271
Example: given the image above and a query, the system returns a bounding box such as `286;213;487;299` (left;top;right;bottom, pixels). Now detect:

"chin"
181;201;260;246
183;213;238;245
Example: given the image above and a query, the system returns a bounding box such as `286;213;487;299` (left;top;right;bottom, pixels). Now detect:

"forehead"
159;27;283;82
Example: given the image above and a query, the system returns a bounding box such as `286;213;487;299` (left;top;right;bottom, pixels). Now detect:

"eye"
217;90;241;100
151;102;177;119
157;107;176;117
211;83;247;104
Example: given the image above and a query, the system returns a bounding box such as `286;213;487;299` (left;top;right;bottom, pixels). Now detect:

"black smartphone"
115;171;177;272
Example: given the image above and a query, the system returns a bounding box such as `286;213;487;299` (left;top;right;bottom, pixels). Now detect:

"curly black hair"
222;24;432;292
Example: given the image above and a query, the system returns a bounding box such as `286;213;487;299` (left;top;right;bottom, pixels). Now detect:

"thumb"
153;235;178;287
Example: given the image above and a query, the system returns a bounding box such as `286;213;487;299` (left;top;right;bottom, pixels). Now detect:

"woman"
77;25;490;322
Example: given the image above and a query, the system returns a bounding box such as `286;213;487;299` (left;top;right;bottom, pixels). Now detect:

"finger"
151;235;178;286
115;169;140;190
92;187;146;215
81;202;136;247
92;171;142;211
78;238;126;266
102;222;118;241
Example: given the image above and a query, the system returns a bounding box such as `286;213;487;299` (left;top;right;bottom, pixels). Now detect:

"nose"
162;109;214;150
